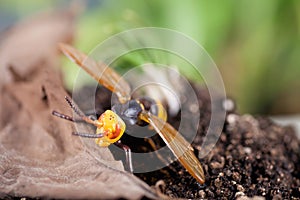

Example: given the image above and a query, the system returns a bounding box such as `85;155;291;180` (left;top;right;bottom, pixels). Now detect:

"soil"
75;84;300;199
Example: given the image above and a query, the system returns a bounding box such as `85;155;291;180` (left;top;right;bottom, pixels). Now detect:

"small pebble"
237;184;244;192
198;190;206;198
218;172;224;177
222;98;235;112
235;191;245;198
227;114;238;124
243;147;252;154
232;172;242;182
226;169;232;177
214;178;222;188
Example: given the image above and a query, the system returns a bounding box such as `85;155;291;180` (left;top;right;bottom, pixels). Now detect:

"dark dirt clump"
76;83;300;199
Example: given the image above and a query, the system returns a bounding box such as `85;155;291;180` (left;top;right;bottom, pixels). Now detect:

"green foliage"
2;0;299;114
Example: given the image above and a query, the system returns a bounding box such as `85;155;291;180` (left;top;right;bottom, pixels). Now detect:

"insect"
52;43;205;184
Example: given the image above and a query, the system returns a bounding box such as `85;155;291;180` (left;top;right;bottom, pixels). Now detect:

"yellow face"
95;110;126;147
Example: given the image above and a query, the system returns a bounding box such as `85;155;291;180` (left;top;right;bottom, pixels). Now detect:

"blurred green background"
1;0;299;115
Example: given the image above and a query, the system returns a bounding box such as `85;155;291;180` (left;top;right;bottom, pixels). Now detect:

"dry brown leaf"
0;8;158;200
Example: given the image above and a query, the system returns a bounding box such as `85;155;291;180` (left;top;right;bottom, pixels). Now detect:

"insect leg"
63;96;100;126
72;132;104;138
52;110;87;123
144;138;177;173
64;96;85;117
115;140;133;173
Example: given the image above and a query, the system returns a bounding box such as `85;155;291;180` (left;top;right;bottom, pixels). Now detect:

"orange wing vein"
139;111;205;184
59;43;131;103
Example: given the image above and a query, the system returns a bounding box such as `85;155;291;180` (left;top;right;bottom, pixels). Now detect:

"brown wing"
139;111;205;184
59;43;131;103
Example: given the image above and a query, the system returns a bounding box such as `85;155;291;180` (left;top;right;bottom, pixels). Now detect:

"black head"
112;100;143;126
